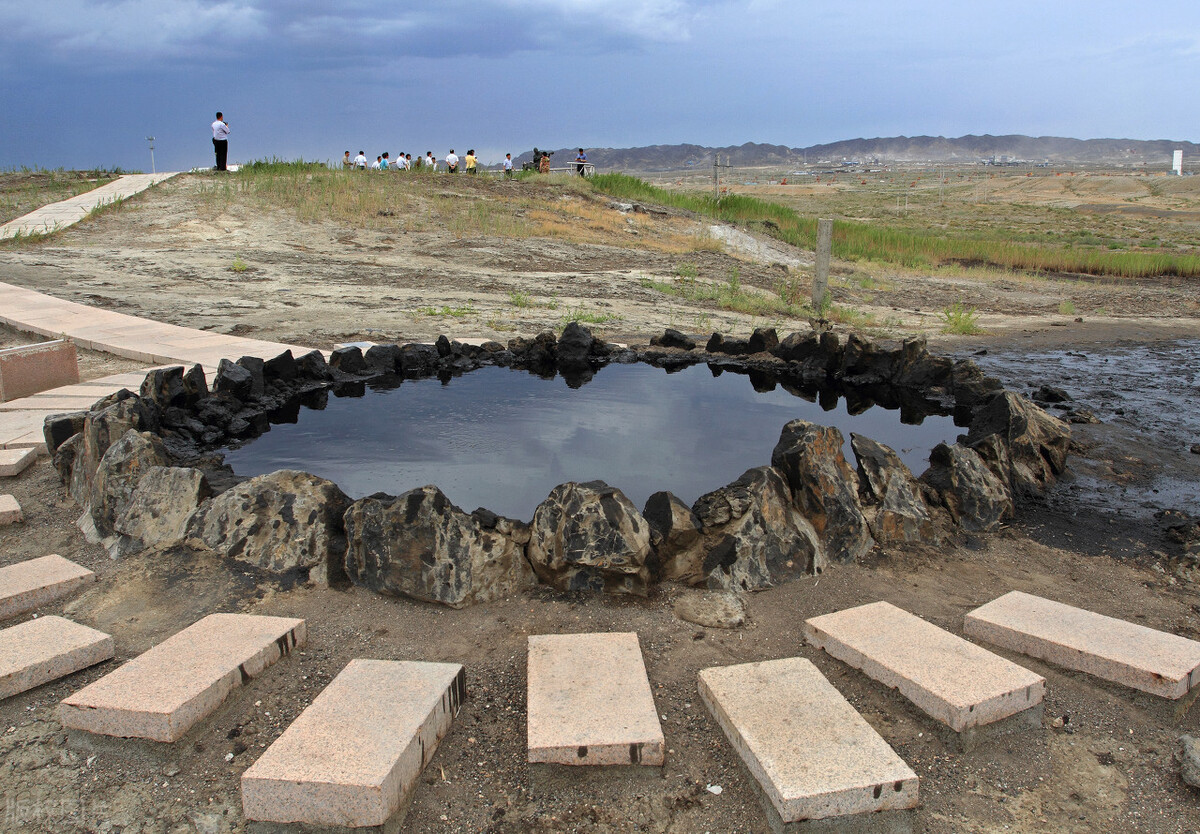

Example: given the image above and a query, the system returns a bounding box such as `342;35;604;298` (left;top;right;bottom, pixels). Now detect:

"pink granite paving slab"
59;613;306;742
241;659;465;828
699;657;919;824
0;554;93;620
0;494;22;525
527;632;665;766
805;601;1044;732
0;616;114;699
0;447;38;477
965;591;1200;699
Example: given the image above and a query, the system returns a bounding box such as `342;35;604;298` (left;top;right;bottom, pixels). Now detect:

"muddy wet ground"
1;172;1199;833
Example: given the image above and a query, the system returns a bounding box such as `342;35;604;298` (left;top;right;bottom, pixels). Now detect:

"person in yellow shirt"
465;150;478;175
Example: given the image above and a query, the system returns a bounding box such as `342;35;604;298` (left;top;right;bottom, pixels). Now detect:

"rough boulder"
671;467;824;591
920;443;1013;532
850;433;937;544
526;481;652;595
187;469;350;584
343;486;533;608
771;420;874;563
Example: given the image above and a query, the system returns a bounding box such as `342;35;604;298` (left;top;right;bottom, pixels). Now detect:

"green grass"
940;302;983;335
591;172;1200;280
641;274;809;319
231;257;249;273
560;307;621;325
416;304;476;318
1058;299;1076;315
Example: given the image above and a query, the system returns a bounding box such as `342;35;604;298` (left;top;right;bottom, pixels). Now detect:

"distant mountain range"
515;135;1199;171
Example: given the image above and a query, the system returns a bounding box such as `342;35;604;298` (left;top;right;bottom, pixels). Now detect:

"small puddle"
223;363;962;520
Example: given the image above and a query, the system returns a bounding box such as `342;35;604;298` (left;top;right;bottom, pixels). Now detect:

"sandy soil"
0;171;1199;833
0;173;1197;353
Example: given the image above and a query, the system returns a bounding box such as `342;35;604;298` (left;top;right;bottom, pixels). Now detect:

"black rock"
263;350;298;381
182;364;209;402
435;334;453;357
329;346;367;374
557;322;596;375
650;328;696;351
235;356;266;398
42;411;87;455
140;366;188;409
364;343;402;373
399;343;439;375
1033;384;1072;404
214;359;254;400
295;350;332;380
748;327;779;354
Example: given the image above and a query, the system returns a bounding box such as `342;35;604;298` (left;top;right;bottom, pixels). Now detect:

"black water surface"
223;363;960;520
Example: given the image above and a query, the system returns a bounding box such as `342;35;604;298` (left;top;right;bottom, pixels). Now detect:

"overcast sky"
1;0;1196;171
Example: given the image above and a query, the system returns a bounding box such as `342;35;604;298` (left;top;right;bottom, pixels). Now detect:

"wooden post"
813;217;833;313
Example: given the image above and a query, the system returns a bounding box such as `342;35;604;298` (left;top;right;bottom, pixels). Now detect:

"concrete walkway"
0;173;179;239
0;281;318;451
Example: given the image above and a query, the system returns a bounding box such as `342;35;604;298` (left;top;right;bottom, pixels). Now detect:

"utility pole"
146;137;156;174
712;154;731;202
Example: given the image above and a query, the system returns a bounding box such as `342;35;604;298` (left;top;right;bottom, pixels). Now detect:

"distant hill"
514;135;1200;171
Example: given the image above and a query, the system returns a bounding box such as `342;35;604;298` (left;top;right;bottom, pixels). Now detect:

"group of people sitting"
342;149;500;175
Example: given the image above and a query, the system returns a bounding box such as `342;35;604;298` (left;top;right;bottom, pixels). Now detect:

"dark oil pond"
223;363;961;520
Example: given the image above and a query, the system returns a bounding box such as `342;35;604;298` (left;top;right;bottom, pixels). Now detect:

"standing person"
342;150;352;169
354;150;368;169
445;149;459;173
538;152;551;174
465;149;477;174
575;148;588;177
405;153;413;170
211;112;230;171
371;156;382;170
503;153;514;178
426;152;437;172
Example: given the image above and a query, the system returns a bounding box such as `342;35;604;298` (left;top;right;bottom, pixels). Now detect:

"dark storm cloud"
0;0;713;72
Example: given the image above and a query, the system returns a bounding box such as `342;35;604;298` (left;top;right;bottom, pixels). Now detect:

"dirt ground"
1;169;1199;833
0;171;1197;352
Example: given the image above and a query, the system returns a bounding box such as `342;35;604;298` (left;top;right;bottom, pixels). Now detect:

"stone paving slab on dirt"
0;493;22;525
698;656;919;825
0;281;313;368
59;613;306;743
0;553;93;621
527;632;665;766
0;174;178;239
0;615;113;700
805;601;1045;733
965;590;1200;699
241;658;465;829
0;446;38;476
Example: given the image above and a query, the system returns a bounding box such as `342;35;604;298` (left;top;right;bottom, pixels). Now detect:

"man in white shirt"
426;152;437;172
211;112;230;171
503;153;514;178
445;150;459;173
353;151;367;169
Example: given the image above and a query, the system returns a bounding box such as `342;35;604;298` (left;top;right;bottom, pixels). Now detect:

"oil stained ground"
223;363;960;521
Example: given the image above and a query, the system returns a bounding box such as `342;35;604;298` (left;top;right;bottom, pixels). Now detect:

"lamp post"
147;137;156;174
